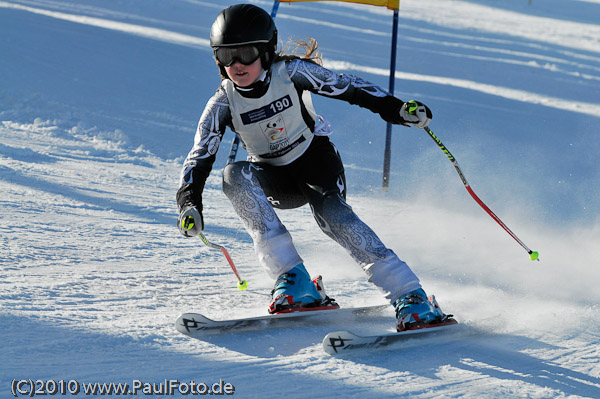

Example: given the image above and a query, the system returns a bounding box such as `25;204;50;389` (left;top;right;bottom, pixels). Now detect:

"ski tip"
322;330;361;355
175;313;214;335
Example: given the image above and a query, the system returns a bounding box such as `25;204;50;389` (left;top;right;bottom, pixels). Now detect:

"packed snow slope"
1;0;599;398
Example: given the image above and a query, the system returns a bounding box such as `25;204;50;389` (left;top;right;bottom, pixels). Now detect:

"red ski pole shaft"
198;232;248;289
423;126;538;261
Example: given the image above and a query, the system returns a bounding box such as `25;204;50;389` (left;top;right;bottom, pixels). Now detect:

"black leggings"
249;136;347;211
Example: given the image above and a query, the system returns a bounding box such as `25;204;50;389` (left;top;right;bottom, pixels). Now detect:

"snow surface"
1;0;599;397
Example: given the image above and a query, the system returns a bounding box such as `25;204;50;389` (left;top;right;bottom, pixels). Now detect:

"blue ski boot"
269;263;338;314
394;288;456;331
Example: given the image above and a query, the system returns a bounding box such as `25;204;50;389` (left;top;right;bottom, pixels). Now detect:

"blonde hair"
275;38;322;66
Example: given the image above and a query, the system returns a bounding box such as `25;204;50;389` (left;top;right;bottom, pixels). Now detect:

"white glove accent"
178;206;203;237
399;100;432;128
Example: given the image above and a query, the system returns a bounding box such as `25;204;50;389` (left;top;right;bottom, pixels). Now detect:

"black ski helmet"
210;4;278;71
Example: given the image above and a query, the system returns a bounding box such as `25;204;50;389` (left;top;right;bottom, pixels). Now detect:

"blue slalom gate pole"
382;8;399;189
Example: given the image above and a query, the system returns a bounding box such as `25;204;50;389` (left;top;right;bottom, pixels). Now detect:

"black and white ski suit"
177;59;421;303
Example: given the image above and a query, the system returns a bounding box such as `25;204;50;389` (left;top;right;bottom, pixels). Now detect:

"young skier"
177;4;454;331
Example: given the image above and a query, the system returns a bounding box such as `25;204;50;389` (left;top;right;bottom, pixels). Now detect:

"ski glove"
399;100;432;128
178;205;204;237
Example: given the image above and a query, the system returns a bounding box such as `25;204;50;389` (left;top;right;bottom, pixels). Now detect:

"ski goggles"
214;45;262;67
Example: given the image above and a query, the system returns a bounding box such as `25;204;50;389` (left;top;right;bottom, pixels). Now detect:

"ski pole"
423;126;539;261
226;136;240;165
198;232;248;289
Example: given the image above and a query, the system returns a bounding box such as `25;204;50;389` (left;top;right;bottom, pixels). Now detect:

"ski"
175;304;388;338
322;321;462;355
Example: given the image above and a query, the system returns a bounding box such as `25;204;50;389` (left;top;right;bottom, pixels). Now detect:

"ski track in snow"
1;0;600;398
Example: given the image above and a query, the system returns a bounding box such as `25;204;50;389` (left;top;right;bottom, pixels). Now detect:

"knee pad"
314;192;353;231
222;161;255;193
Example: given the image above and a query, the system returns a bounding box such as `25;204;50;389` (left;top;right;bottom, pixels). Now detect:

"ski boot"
268;263;338;314
394;288;457;331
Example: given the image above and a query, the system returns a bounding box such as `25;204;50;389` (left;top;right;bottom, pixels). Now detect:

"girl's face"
225;58;264;88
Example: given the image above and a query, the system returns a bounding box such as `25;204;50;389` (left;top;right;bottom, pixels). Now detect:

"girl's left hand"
399;100;432;128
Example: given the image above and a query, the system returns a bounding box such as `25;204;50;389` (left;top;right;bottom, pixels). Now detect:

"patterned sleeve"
286;59;404;124
176;86;231;209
